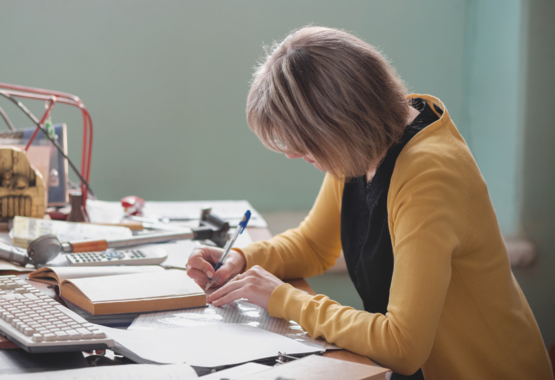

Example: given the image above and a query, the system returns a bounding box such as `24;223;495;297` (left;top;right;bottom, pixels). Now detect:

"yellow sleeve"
267;143;465;375
238;173;343;279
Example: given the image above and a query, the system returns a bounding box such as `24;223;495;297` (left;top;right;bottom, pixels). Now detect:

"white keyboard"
0;275;114;353
66;247;168;266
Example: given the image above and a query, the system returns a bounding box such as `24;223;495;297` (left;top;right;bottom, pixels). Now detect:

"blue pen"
205;210;251;291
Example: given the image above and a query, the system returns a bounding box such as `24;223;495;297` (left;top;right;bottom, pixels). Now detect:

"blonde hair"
246;26;410;179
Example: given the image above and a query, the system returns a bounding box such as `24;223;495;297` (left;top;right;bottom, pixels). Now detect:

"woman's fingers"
188;255;216;278
208;277;247;305
211;250;247;285
207;266;284;311
208;275;245;302
187;246;223;278
211;288;248;308
186;267;212;289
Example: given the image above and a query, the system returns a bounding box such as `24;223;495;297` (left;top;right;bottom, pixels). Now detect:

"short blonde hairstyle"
246;26;410;179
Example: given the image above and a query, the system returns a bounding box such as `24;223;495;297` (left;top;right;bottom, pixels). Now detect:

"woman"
187;27;553;379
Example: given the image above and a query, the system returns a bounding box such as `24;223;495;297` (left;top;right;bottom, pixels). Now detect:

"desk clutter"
0;83;387;377
0;197;363;376
0;357;389;380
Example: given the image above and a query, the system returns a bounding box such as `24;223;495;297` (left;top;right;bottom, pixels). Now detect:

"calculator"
65;247;168;266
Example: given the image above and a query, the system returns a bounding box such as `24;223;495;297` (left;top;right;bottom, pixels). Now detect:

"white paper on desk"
86;199;267;228
129;299;339;351
0;363;198;379
112;229;252;270
100;323;321;367
200;362;269;379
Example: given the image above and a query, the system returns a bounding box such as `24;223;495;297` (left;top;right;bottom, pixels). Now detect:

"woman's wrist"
230;248;247;274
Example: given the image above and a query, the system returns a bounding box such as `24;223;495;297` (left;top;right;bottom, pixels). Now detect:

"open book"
28;266;206;315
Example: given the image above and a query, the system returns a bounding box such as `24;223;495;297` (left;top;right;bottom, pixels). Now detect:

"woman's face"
284;152;324;171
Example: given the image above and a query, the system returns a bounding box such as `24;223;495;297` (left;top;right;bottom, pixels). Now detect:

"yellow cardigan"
239;95;553;379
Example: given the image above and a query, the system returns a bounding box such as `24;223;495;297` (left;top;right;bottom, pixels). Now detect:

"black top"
340;98;442;379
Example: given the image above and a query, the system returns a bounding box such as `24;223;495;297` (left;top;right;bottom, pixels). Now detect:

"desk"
0;226;377;374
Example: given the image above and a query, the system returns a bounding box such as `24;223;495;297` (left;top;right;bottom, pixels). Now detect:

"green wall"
464;0;523;235
516;0;555;348
0;0;467;212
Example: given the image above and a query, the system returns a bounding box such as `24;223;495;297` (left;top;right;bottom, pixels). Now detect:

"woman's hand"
186;245;246;289
207;265;284;311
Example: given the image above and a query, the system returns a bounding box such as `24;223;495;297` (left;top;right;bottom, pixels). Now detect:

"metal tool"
0;240;31;266
26;208;230;266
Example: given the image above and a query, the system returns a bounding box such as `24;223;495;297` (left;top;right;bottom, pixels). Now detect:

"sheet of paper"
86;199;267;228
200;362;270;379
0;363;198;379
130;299;338;350
0;259;34;274
101;323;321;367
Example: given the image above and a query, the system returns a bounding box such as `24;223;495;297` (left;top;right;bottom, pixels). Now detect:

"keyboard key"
76;328;93;339
44;333;56;341
32;333;43;342
91;330;106;339
24;293;39;301
66;330;81;340
55;305;88;323
54;331;69;341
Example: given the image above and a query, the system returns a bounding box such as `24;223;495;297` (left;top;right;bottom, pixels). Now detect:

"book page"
63;270;203;303
29;265;164;285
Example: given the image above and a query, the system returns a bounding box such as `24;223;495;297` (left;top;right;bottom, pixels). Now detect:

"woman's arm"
266;144;466;375
187;173;343;288
238;173;344;279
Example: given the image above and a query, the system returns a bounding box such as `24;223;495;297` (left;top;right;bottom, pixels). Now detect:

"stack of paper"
86;199;267;228
100;323;322;367
12;216;132;248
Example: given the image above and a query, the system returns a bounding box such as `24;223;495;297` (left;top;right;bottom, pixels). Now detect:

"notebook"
29;267;206;315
